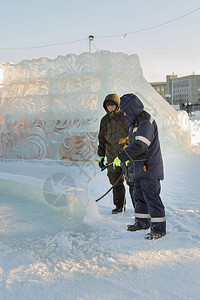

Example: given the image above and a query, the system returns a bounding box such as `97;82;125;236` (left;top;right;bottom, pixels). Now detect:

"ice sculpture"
0;51;191;160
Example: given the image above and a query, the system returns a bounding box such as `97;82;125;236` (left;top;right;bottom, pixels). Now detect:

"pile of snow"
189;111;200;153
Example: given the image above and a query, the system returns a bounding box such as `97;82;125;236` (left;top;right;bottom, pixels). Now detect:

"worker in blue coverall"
113;93;166;240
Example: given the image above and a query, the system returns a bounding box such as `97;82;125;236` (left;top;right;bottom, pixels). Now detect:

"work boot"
127;221;150;231
145;232;166;240
112;207;125;214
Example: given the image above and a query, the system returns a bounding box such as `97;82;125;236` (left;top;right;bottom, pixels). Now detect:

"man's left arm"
118;119;154;162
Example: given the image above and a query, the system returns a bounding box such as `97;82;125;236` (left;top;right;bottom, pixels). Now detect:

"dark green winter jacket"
97;96;129;169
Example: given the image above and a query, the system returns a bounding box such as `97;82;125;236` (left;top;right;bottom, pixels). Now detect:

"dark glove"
98;156;105;169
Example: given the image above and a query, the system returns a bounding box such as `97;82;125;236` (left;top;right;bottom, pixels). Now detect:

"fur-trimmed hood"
103;93;120;112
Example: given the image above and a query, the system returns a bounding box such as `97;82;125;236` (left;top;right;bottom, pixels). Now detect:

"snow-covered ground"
0;114;200;300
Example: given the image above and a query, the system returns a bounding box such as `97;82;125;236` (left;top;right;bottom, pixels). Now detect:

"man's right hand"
98;156;105;169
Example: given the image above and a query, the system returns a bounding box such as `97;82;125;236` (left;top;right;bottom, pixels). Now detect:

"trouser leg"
133;180;150;227
128;183;135;208
107;170;126;208
140;179;166;235
126;163;135;208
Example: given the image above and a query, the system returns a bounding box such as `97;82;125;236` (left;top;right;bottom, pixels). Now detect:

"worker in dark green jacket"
97;93;134;214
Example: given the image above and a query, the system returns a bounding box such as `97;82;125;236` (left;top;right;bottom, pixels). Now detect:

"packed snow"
0;113;200;300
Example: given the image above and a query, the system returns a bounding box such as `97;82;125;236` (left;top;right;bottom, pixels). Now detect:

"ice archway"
0;51;191;160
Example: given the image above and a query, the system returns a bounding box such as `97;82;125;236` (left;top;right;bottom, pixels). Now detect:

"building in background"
150;81;167;99
151;74;200;112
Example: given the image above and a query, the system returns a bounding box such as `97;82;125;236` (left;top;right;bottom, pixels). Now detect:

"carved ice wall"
0;51;191;160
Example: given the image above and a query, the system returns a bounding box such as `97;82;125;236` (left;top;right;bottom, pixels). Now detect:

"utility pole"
88;35;94;53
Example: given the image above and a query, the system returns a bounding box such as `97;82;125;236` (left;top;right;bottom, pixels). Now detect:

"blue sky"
0;0;200;81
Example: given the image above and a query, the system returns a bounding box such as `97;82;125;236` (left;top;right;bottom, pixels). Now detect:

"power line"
0;37;88;50
0;7;199;50
95;7;200;39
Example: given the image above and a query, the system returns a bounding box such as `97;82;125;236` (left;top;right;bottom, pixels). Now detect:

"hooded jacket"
118;93;164;180
97;94;129;166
